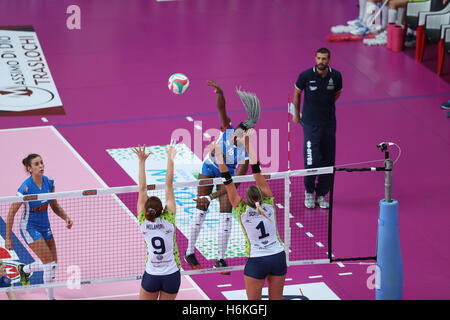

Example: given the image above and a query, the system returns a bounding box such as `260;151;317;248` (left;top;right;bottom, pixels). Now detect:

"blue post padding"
376;199;403;300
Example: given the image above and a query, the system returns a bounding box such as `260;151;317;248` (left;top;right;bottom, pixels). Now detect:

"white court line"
316;242;324;247
336;262;345;268
306;232;314;238
194;124;202;130
0;125;53;132
50;126;138;223
296;222;303;228
186;116;193;122
308;275;323;279
41;117;48;122
217;284;232;288
52;126;210;300
72;287;198;300
338;272;353;276
183;275;210;300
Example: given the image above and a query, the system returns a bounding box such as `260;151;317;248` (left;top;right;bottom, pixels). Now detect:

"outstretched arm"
165;144;177;214
207;80;231;129
243;130;273;198
132;145;152;215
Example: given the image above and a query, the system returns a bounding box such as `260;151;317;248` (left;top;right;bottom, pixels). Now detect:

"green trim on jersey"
236;196;284;257
138;208;181;270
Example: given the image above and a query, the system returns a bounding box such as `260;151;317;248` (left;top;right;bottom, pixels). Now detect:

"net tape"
0;167;333;292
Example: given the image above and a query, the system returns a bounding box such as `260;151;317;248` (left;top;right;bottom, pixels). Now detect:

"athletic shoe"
350;25;369;36
368;24;383;34
363;30;387;46
347;17;361;26
304;191;315;209
330;25;357;34
441;101;450;110
184;252;202;270
16;263;31;286
315;196;330;209
214;259;230;275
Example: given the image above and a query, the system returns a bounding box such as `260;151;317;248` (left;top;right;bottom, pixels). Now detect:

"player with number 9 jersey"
133;143;180;300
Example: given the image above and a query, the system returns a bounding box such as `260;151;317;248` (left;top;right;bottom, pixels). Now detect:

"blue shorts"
20;224;53;245
141;270;181;294
201;160;235;177
244;251;287;280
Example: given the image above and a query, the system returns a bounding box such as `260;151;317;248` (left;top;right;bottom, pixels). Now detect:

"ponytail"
246;186;272;223
254;201;273;223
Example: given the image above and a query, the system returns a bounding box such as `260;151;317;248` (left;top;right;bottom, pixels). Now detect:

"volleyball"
168;73;190;94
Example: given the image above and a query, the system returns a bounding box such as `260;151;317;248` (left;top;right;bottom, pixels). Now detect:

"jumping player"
214;130;287;299
184;80;261;271
133;143;181;300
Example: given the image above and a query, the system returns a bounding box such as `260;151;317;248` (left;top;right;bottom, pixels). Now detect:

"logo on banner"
0;86;55;109
1;261;20;281
0;26;64;115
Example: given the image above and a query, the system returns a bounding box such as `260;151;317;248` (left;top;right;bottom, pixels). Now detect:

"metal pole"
384;157;393;203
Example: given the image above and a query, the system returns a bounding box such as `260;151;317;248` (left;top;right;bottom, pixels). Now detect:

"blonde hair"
246;186;272;223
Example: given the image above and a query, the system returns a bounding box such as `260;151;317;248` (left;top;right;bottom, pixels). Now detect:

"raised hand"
207;80;223;95
165;143;178;161
132;144;152;161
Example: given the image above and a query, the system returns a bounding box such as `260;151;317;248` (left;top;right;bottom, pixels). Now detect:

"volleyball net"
0;166;366;292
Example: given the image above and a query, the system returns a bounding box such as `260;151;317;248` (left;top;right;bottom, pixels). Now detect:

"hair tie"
255;202;260;207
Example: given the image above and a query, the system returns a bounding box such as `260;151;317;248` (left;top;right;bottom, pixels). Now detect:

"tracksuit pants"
302;122;336;196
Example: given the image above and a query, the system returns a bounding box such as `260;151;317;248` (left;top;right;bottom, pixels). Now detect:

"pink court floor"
0;0;449;300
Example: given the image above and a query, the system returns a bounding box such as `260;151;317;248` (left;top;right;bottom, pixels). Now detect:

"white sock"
396;7;405;25
388;9;397;24
43;262;57;300
364;2;378;26
218;212;232;260
23;261;44;274
359;0;367;21
186;209;207;255
381;5;388;29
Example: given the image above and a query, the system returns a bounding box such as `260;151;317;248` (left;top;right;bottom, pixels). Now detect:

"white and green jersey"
138;208;181;275
236;197;284;258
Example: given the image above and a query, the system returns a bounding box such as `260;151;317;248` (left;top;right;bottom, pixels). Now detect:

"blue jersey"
17;175;55;229
207;123;248;171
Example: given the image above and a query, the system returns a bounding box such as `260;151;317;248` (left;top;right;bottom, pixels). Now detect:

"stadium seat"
437;24;450;75
406;0;444;30
415;2;450;61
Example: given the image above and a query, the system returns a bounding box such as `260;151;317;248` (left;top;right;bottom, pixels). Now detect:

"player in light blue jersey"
185;80;261;271
5;154;73;300
214;130;287;300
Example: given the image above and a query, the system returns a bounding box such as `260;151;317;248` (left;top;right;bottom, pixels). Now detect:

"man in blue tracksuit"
293;48;342;209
